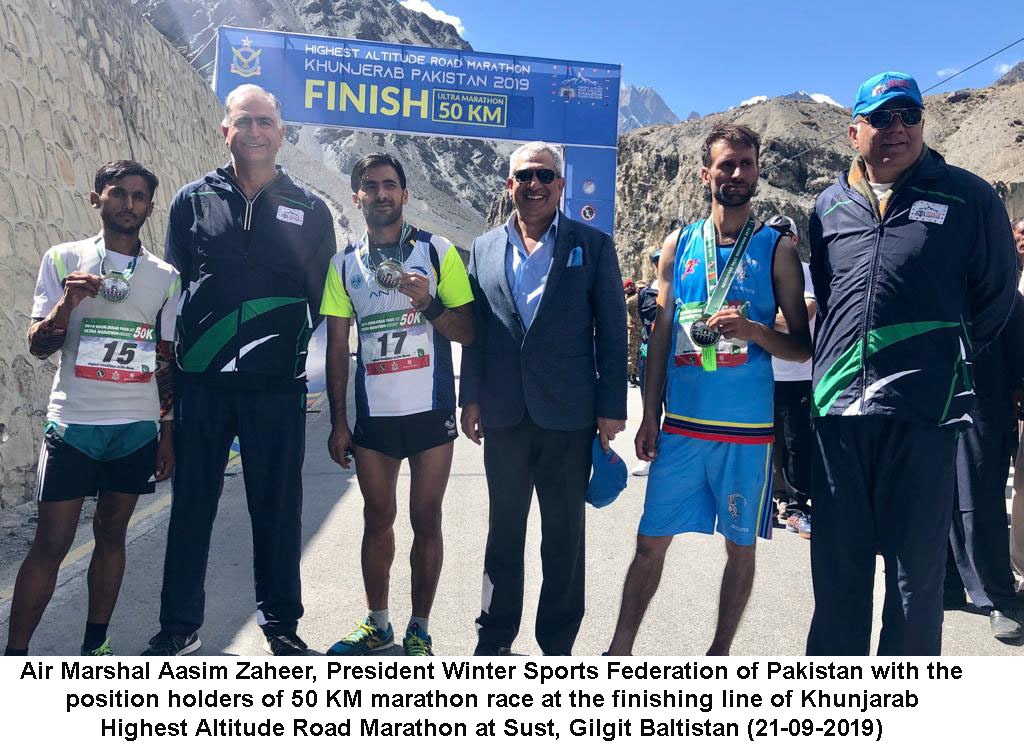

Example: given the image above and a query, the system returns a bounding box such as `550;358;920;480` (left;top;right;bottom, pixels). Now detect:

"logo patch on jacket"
908;200;948;225
276;205;305;226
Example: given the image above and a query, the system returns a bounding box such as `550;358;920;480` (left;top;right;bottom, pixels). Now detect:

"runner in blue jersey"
607;124;812;655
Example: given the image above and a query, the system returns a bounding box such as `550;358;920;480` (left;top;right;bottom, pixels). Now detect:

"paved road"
1;351;1021;656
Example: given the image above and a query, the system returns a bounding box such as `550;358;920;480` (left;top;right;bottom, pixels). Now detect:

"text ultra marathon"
305;81;428;119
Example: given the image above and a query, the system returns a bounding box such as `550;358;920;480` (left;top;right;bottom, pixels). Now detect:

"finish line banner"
214;26;620;234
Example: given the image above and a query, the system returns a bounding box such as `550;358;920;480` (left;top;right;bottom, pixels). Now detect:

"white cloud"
936;67;959;77
739;95;768;107
399;0;466;36
995;62;1013;75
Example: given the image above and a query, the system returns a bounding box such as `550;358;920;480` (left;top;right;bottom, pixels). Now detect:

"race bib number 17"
75;318;157;383
359;309;431;376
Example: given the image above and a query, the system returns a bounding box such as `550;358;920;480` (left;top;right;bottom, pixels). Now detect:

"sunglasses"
862;108;923;130
513;168;558;184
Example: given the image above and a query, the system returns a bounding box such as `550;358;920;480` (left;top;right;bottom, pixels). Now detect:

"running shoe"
403;624;433;656
141;631;201;656
263;632;309;656
793;514;811;539
81;638;114;656
630;461;650;476
327;617;394;655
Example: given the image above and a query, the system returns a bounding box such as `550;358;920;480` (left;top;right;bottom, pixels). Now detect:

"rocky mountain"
780;91;844;107
136;0;509;249
137;1;1024;281
618;84;680;133
996;61;1024;86
614;81;1024;282
741;92;842;108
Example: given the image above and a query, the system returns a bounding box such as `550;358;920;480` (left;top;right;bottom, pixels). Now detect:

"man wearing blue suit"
460;141;627;655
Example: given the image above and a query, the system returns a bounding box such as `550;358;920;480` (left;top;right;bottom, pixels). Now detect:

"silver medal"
375;259;403;290
689;317;720;349
99;272;130;303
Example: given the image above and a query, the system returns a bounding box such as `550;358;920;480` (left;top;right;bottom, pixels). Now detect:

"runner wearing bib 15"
5;161;178;659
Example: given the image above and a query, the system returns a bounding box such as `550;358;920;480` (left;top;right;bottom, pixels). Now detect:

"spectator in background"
631;249;662;477
765;215;815;539
625;279;641;386
1010;218;1024;589
943;220;1024;640
943;269;1024;639
1013;218;1024;269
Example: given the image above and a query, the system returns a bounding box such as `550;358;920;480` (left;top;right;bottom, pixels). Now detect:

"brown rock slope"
614;81;1024;281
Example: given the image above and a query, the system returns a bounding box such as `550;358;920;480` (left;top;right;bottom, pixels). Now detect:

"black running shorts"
36;430;158;502
353;409;458;460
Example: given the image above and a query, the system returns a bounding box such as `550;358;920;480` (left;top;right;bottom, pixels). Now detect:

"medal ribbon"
362;222;415;270
697;216;756;371
96;235;140;280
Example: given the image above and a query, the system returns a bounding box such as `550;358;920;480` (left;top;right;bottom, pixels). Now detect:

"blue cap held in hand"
586;435;628;508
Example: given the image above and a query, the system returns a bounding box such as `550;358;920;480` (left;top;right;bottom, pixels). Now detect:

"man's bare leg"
407;441;454;618
7;499;84;649
707;540;756;655
607;534;674;655
86;491;139;625
352;447;402;610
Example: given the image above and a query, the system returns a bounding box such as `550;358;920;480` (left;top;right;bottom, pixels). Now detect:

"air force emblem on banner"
230;37;262;78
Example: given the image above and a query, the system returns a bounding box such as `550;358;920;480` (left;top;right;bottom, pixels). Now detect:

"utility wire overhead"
760;34;1024;175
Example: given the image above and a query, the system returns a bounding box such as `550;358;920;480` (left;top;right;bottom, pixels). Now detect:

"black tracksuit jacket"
165;166;336;391
809;147;1017;427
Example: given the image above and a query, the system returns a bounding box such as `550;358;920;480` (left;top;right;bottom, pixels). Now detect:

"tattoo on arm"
28;318;67;359
156;341;175;420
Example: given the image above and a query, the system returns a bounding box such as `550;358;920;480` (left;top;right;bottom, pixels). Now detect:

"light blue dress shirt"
504;211;558;330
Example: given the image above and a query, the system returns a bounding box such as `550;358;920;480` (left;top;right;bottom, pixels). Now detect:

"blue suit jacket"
459;211;627;430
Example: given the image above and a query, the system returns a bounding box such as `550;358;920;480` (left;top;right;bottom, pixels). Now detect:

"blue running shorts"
638;432;774;545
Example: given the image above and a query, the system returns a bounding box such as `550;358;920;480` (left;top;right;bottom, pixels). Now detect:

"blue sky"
399;0;1024;116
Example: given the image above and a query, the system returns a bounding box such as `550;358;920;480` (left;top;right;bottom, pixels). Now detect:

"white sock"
408;616;429;635
369;609;389;630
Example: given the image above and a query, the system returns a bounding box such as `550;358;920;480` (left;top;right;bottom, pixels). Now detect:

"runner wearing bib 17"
321;154;475;657
606;125;812;656
4;161;179;658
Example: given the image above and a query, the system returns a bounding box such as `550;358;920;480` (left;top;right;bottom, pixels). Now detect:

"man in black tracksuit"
806;72;1017;655
142;85;336;656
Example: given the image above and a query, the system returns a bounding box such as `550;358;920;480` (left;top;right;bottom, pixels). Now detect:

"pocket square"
566;246;584;267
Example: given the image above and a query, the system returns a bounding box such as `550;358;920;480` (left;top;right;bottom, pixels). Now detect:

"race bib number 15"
75;318;157;383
